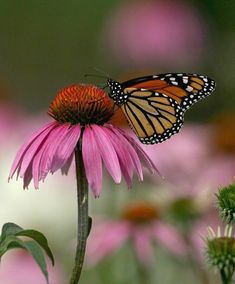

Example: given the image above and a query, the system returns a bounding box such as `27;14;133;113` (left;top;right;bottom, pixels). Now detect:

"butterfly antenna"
93;67;110;78
84;73;108;79
101;84;108;89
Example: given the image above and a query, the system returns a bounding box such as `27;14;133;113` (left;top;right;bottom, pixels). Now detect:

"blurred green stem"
220;269;232;284
69;144;89;284
183;233;209;284
134;249;152;284
137;263;150;284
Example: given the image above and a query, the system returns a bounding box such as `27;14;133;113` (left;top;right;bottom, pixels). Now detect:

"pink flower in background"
87;202;186;265
143;123;235;194
0;103;28;148
9;84;157;197
102;0;207;67
0;251;65;284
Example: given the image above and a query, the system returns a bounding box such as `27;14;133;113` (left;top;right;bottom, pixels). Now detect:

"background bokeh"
0;0;234;283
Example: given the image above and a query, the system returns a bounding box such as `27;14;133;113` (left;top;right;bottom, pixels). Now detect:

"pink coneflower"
9;83;157;284
9;84;157;197
87;202;186;266
102;0;207;68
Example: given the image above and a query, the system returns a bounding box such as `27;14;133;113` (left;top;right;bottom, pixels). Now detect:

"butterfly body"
107;73;215;144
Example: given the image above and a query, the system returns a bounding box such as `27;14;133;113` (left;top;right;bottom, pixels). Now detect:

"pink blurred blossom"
143;124;235;194
102;0;207;67
0;103;28;148
87;202;186;266
0;251;65;284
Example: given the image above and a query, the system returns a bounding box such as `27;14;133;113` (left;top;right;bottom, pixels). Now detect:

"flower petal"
104;127;134;187
86;220;130;265
121;129;160;176
152;221;186;255
9;122;56;179
92;125;121;183
132;226;153;265
82;127;102;197
61;153;74;175
50;125;81;173
18;123;58;178
32;124;71;188
107;125;143;180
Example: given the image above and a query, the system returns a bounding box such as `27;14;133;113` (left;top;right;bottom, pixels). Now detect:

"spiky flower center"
48;84;114;125
217;184;235;224
122;202;159;224
207;236;235;276
168;198;200;225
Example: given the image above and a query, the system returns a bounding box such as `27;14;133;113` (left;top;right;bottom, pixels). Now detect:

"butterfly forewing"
121;89;184;144
122;73;216;112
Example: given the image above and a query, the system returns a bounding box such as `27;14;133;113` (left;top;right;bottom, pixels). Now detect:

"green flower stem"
137;263;151;284
69;144;89;284
133;242;152;284
220;269;232;284
183;234;209;284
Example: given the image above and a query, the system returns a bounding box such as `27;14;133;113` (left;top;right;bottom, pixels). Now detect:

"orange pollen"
122;202;160;224
48;84;115;125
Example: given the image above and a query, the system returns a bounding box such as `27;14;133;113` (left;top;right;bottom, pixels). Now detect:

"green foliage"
206;236;235;283
0;222;54;284
167;198;201;229
217;184;235;224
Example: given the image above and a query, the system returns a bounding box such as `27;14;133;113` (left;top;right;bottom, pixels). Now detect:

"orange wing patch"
132;79;168;89
156;86;187;104
191;77;204;85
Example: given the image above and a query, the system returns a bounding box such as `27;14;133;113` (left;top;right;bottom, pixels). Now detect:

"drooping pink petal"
131;225;153;265
104;127;134;187
152;221;186;256
121;129;161;177
86;220;130;265
91;125;121;183
61;153;74;175
18;123;58;178
9;122;56;179
50;125;81;173
82;127;103;197
107;125;143;181
23;162;33;189
31;124;71;188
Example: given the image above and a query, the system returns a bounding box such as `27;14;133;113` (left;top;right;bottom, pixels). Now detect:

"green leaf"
0;222;23;242
0;237;49;283
0;235;21;257
23;241;49;284
87;216;92;237
0;223;54;284
15;230;54;265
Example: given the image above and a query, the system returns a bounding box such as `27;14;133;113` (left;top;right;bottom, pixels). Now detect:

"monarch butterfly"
107;73;216;144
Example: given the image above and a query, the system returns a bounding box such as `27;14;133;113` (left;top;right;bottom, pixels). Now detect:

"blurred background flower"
0;0;234;283
86;202;186;266
101;0;207;69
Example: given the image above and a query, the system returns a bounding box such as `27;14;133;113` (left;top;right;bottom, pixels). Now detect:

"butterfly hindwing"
121;89;184;144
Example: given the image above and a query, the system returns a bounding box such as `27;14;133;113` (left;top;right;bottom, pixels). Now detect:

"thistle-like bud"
217;184;235;224
206;226;235;283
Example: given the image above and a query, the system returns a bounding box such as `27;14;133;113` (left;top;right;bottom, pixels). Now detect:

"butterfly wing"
122;73;216;112
121;89;184;144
